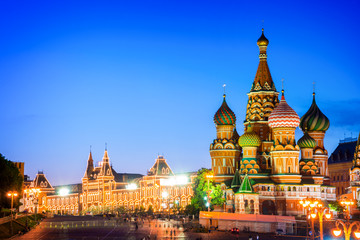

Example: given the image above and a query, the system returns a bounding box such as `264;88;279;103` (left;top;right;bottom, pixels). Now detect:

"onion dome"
257;28;269;46
268;90;300;128
238;125;261;147
214;94;236;125
298;131;316;149
300;93;330;132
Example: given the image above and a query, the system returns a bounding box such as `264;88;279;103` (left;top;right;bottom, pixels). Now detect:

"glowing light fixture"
310;213;317;219
59;188;70;196
162;191;169;199
333;229;342;237
126;183;137;190
325;213;331;219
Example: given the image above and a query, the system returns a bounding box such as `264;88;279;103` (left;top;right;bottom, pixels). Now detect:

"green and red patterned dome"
238;125;261;147
214;95;236;125
300;93;330;132
298;131;316;149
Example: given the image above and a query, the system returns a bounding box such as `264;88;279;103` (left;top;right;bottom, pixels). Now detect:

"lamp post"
300;198;331;240
205;174;213;212
332;197;360;240
7;192;18;216
7;192;18;236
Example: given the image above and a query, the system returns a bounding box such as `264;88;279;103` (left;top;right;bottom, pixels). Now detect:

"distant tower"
268;89;301;183
298;131;318;175
99;149;113;177
210;94;241;182
83;151;94;178
349;133;360;203
238;125;261;174
299;92;330;181
244;29;279;170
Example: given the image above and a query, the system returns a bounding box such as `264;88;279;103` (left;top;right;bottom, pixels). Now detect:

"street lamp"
7;192;18;236
205;174;213;212
332;197;360;240
7;192;18;215
300;198;331;240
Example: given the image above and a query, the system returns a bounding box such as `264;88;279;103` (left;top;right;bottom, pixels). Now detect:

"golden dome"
257;28;269;46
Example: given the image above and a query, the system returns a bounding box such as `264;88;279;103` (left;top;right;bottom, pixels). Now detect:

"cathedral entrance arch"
261;200;276;215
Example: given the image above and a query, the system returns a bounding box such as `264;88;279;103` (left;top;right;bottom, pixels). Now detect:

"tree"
329;201;344;213
0;154;23;209
187;168;225;216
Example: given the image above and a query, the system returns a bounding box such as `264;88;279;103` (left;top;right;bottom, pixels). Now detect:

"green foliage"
0;154;23;209
187;168;225;216
116;206;127;214
328;201;344;213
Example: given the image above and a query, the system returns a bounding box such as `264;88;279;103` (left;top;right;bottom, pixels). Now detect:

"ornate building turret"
244;29;279;170
350;133;360;184
298;131;319;177
99;149;113;177
300;92;330;179
83;151;94;178
210;94;241;182
238;125;261;174
268;90;301;183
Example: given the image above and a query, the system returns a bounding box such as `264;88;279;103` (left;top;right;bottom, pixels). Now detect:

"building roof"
328;139;357;164
250;29;275;92
237;174;254;193
148;155;174;176
231;169;241;190
214;95;236;126
268;90;300;129
299;93;330;132
298;131;316;149
238;125;261;147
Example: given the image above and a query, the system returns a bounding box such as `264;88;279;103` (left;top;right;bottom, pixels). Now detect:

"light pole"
300;198;331;240
332;197;360;240
205;174;213;212
7;192;18;236
7;192;18;216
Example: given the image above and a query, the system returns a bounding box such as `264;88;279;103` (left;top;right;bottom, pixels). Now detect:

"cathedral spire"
251;28;275;92
352;133;360;169
84;148;94;178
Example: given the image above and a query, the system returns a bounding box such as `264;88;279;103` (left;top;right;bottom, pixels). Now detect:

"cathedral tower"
268;90;301;183
83;151;94;178
210;94;241;182
298;131;318;175
244;29;279;170
238;125;261;174
300;92;330;180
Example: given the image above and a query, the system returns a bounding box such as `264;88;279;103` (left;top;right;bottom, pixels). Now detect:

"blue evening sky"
0;1;359;185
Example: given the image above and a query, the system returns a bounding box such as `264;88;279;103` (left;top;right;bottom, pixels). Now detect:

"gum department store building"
22;29;336;216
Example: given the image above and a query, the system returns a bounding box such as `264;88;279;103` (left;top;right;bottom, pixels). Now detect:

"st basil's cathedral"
210;29;336;215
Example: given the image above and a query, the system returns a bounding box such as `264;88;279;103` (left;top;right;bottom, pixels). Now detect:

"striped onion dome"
300;93;330;132
298;131;316;149
268;91;300;128
238;125;261;147
214;94;236;125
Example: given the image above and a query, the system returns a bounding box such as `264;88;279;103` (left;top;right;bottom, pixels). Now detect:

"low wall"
199;211;296;234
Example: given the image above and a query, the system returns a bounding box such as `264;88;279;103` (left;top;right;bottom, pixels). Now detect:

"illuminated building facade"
212;29;336;216
22;153;194;215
